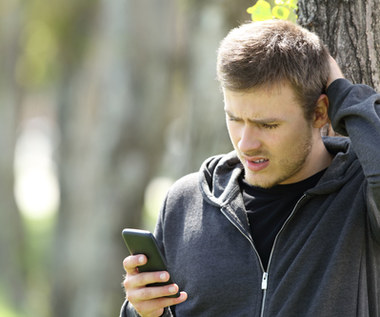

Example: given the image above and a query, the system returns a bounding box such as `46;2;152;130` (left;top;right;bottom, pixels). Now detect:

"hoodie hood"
199;151;244;207
199;137;362;207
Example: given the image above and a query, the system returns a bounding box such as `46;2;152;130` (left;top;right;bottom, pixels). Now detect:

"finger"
132;291;188;316
326;55;344;88
123;254;147;274
131;283;180;301
125;271;170;290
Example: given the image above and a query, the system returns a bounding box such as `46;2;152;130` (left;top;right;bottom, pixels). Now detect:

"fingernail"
169;286;177;293
160;273;167;280
138;256;145;264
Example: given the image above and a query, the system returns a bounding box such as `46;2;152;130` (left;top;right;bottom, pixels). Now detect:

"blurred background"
1;0;379;316
0;0;253;316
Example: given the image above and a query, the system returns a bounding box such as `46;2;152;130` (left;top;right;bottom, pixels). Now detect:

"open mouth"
246;158;269;172
252;158;267;163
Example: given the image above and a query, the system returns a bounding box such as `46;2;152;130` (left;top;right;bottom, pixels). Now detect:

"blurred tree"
51;0;248;316
298;0;380;91
0;0;27;312
51;0;193;316
50;0;149;315
162;0;253;175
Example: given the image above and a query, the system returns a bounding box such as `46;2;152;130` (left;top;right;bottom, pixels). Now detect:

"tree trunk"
161;0;253;176
0;0;26;310
298;0;380;91
51;0;181;316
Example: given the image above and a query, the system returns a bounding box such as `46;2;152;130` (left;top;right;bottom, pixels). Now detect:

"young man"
121;20;380;316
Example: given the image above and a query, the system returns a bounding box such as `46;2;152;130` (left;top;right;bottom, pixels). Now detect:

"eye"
226;114;242;122
261;123;280;130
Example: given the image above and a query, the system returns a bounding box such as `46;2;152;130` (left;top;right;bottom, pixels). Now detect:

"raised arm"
326;56;345;89
326;57;380;241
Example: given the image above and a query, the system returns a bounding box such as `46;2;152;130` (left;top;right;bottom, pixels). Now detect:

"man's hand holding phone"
122;229;187;317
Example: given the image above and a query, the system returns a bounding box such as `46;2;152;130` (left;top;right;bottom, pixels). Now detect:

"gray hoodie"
121;79;380;316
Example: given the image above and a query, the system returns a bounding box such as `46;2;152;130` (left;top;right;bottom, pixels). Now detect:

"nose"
237;125;262;153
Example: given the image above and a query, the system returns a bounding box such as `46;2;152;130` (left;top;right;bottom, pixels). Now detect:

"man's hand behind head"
326;56;344;89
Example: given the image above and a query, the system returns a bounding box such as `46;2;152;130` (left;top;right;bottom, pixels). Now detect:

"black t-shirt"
239;169;325;270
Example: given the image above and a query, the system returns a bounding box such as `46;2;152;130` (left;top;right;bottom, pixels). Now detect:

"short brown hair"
216;20;330;121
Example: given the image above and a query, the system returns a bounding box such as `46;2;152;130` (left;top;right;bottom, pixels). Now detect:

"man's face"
224;83;319;188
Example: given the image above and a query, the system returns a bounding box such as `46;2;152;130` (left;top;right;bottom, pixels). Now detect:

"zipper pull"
261;272;268;290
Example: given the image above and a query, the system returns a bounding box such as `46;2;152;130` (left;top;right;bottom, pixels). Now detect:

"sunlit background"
14;117;59;220
1;0;251;316
4;0;375;316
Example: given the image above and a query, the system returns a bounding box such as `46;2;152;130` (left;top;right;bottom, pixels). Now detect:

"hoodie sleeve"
119;300;140;317
327;78;380;241
119;300;173;317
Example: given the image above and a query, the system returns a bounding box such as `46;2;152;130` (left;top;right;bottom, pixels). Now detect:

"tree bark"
298;0;380;91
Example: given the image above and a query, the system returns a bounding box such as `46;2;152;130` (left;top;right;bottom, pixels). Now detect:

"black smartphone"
122;228;180;298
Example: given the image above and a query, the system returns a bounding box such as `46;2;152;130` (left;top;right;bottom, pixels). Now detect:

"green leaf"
272;5;290;20
285;0;298;9
247;0;273;21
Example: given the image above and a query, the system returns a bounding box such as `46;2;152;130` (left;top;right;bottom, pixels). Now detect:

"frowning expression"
224;83;318;188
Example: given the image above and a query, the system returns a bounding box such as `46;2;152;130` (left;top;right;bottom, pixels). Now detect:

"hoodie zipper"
220;207;267;316
259;194;308;317
222;193;308;317
260;272;269;316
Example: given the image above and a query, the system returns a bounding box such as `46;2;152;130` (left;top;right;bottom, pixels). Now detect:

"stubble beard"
242;132;313;189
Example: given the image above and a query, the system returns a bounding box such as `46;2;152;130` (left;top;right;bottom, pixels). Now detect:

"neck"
306;135;333;176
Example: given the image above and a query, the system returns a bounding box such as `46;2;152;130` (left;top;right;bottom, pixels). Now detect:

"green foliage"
0;291;22;317
16;20;58;88
15;0;98;90
0;306;22;317
247;0;298;23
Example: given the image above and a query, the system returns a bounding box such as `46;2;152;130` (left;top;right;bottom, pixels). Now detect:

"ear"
313;94;329;129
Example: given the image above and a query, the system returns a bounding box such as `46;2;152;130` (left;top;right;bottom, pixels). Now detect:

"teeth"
253;159;266;163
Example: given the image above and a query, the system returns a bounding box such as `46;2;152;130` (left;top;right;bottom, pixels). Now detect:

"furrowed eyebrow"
225;110;239;119
224;110;280;124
